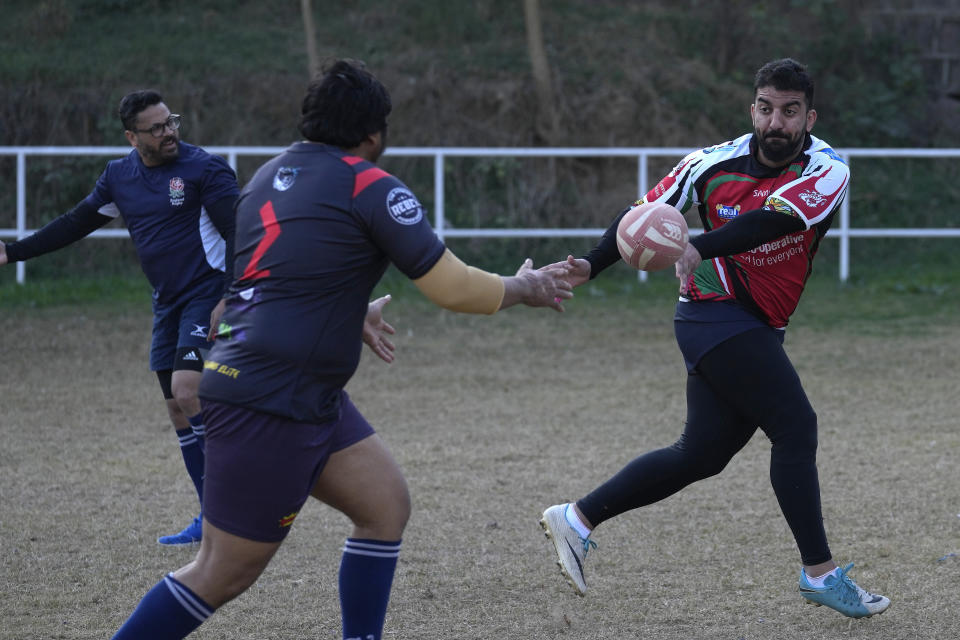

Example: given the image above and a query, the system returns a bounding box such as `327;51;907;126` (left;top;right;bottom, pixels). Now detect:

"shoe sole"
801;596;891;619
156;538;201;546
539;516;586;597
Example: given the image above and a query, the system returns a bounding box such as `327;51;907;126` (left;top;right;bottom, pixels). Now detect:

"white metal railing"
2;146;959;284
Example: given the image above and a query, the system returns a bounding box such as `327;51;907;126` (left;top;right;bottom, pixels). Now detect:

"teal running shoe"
799;563;890;618
157;514;202;545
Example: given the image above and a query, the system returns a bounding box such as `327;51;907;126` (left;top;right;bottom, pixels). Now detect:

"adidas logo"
182;351;199;361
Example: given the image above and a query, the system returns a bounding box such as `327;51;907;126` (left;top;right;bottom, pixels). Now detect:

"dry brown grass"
1;292;958;639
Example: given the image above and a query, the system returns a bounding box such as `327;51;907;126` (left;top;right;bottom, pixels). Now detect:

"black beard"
141;138;179;165
757;131;803;164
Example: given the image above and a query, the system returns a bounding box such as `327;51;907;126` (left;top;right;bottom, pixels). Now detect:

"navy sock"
187;412;206;453
112;573;214;639
339;538;401;640
176;426;204;504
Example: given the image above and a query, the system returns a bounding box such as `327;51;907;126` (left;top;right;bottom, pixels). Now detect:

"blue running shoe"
799;563;890;618
157;515;202;545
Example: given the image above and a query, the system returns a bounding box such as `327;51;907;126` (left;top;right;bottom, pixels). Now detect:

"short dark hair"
298;59;392;147
118;90;164;130
754;58;814;109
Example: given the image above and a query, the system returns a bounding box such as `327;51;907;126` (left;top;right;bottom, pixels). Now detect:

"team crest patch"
716;203;741;219
386;187;423;225
169;177;185;206
273;167;300;192
765;196;795;215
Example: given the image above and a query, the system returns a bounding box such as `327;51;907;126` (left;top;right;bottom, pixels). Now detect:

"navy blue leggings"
578;327;831;566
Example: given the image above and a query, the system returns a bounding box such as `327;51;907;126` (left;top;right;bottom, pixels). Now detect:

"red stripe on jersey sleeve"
339;155;390;197
353;167;390;197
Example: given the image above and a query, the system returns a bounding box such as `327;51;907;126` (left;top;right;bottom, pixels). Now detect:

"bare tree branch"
523;0;559;143
301;0;319;78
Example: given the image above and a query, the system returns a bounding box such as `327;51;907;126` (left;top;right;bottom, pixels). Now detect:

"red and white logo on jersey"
169;177;185;206
797;190;828;208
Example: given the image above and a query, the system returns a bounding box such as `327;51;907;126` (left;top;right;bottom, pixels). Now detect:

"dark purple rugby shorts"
201;390;375;542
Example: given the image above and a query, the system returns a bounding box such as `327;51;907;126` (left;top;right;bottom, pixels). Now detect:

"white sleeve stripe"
163;574;213;621
198;206;227;272
97;202;121;219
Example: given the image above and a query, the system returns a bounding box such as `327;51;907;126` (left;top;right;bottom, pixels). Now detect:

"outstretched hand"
540;254;591;288
363;294;397;363
513;258;574;312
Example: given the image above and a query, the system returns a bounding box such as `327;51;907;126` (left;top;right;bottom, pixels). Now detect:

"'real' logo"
272;167;299;192
386;187;423;225
716;203;741;219
169;177;185;206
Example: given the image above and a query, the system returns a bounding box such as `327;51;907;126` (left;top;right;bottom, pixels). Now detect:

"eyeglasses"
132;114;181;138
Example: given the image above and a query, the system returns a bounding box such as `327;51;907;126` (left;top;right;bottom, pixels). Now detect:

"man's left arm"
690;209;805;259
676;209;805;292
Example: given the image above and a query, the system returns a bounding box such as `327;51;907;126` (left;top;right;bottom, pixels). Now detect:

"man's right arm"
538;205;631;286
581;205;632;280
1;200;112;264
413;248;571;314
361;175;571;312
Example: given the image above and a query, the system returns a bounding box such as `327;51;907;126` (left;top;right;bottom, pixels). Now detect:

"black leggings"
578;327;831;566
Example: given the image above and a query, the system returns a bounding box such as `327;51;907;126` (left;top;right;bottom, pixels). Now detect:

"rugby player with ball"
539;58;890;620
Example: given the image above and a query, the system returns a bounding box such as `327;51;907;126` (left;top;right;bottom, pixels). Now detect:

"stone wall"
864;1;960;142
864;1;960;98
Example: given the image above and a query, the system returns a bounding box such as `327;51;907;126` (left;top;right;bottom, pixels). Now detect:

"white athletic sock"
564;503;592;538
805;567;839;588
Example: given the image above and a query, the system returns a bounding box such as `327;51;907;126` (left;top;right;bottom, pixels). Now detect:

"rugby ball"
616;202;688;271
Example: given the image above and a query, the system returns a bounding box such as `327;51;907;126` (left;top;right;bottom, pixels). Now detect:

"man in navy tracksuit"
1;90;239;545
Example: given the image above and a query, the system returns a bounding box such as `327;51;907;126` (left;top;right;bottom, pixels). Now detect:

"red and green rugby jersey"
642;132;848;328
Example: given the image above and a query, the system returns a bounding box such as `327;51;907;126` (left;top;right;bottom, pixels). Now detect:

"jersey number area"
241;201;281;281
